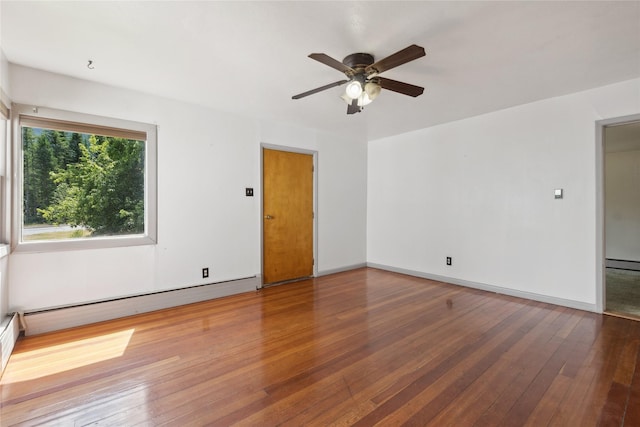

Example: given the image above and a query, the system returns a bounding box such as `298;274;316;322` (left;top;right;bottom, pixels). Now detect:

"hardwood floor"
1;267;639;426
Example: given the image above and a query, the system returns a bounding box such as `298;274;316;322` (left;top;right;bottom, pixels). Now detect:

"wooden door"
263;148;314;284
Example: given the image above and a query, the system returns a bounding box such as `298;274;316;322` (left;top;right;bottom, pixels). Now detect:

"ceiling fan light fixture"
345;80;363;99
364;81;381;100
358;92;373;107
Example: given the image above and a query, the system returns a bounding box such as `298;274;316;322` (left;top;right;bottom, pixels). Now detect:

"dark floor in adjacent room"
606;268;640;319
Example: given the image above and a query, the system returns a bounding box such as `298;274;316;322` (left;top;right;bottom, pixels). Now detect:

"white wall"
606;149;640;262
8;65;367;312
368;78;640;307
0;49;10;321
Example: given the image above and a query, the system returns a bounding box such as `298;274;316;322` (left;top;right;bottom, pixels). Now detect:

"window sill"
13;235;156;253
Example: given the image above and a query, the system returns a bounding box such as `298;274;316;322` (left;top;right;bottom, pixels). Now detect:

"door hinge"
312;212;315;219
313;258;315;266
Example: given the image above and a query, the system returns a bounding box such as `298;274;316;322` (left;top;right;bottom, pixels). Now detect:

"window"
13;105;157;252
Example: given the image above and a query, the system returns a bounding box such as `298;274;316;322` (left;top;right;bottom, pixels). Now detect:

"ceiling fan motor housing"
342;53;375;72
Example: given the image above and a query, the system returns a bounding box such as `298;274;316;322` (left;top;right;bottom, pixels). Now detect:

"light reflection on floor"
0;328;135;384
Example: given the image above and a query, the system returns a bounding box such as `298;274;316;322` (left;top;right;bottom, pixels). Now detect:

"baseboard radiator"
23;276;259;336
1;313;20;377
606;259;640;272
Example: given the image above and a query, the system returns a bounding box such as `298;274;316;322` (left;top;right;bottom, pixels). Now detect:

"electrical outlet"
446;257;452;266
246;188;254;197
202;267;209;278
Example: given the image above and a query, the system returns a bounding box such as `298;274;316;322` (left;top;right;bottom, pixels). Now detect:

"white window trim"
12;104;157;253
0;98;9;259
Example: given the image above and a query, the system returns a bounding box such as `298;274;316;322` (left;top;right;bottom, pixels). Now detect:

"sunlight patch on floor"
0;328;135;384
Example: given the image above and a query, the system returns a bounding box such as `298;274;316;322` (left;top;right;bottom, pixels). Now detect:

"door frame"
595;113;640;313
259;143;318;288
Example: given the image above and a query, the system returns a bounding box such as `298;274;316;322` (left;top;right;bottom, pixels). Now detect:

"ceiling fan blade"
378;77;424;97
347;98;361;115
292;80;349;99
309;53;354;75
366;44;426;75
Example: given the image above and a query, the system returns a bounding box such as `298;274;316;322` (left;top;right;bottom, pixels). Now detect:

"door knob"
264;215;274;220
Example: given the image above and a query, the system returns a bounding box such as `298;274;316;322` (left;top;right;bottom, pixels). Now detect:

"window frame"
0;98;9;258
12;104;157;252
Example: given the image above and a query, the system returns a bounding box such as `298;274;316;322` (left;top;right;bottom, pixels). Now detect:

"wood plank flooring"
1;267;639;426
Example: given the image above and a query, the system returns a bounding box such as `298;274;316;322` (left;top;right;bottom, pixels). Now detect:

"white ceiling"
1;1;639;141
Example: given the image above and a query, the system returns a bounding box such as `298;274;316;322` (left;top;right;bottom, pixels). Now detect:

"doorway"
599;116;640;318
261;147;316;286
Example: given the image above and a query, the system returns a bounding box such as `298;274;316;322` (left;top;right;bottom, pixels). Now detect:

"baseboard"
23;276;259;336
606;258;640;272
318;263;367;277
367;263;598;313
1;313;20;377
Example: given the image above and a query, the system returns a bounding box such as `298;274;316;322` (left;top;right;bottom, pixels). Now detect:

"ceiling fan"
292;44;426;115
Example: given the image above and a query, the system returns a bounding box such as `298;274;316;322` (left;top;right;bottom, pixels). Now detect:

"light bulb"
345;80;363;99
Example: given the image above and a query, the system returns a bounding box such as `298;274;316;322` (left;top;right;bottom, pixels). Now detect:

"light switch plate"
554;188;563;199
